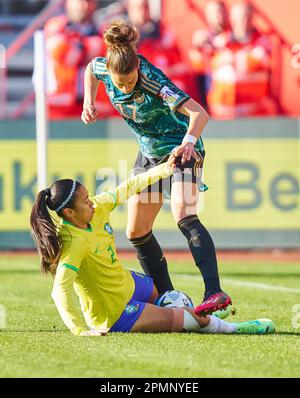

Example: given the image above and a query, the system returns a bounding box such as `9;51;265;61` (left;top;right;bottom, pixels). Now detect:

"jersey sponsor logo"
104;223;113;235
159;86;180;105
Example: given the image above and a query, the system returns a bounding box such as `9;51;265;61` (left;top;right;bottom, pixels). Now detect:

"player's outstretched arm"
114;154;176;206
82;62;100;124
175;98;209;164
93;154;176;211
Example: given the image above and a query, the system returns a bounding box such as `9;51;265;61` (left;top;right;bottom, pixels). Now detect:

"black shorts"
131;150;208;197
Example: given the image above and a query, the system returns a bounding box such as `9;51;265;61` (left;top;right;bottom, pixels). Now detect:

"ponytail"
30;189;62;275
30;179;81;275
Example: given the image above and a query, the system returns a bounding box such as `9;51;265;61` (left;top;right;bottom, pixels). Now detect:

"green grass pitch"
0;254;299;378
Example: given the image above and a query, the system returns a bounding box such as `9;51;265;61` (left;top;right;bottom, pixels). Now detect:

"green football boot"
214;305;236;320
234;318;275;335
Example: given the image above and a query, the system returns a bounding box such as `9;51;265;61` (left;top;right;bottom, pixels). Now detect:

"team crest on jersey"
104;223;113;235
133;91;145;104
159;86;179;105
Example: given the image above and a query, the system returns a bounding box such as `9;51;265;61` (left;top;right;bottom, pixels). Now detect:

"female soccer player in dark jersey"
81;21;231;316
30;158;274;336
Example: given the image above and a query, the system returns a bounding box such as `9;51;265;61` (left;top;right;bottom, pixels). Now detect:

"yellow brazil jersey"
51;162;172;336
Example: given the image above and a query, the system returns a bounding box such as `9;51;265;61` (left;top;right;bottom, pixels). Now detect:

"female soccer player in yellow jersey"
81;20;231;316
30;156;274;336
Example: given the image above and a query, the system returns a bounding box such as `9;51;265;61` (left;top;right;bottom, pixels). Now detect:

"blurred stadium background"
0;0;299;253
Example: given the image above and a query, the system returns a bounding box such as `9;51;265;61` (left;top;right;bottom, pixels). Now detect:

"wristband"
183;134;198;145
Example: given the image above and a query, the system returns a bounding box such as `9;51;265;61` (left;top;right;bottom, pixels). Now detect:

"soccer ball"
154;290;194;309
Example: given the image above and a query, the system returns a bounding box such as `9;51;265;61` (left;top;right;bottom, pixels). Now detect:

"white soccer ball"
154;290;194;309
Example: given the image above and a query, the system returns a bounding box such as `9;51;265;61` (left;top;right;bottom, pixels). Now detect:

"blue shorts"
110;271;154;333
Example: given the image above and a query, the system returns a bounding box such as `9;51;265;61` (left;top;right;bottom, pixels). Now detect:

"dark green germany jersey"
92;55;204;158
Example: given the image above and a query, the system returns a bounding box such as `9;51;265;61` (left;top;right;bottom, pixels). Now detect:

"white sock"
200;315;237;334
183;310;202;332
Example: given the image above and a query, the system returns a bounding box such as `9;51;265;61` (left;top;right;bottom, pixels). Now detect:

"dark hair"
30;179;81;275
104;20;140;74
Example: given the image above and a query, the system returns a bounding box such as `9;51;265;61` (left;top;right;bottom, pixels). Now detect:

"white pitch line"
129;267;300;294
223;278;300;294
172;274;300;294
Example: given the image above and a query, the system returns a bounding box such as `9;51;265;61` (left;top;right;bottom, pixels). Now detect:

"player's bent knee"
126;228;152;240
172;208;195;224
171;201;197;222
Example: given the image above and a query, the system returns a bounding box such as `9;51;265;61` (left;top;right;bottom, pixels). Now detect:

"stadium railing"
0;0;65;119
